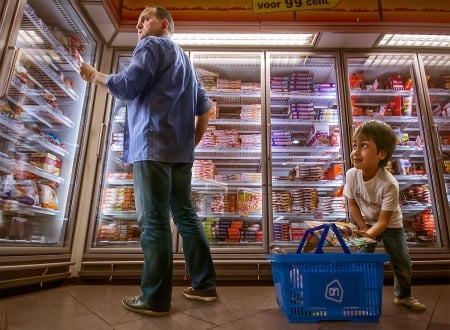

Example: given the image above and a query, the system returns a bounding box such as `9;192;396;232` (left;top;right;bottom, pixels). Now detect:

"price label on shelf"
252;0;340;14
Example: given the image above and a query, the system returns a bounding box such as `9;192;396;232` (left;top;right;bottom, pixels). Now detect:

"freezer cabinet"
344;52;449;250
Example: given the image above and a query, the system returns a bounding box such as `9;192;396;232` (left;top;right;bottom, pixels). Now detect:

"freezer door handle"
97;123;107;158
432;124;443;161
0;46;20;98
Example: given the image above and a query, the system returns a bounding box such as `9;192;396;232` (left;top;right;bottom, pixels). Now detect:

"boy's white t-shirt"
344;167;403;228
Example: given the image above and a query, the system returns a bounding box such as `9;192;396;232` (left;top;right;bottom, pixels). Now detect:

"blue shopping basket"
267;223;389;323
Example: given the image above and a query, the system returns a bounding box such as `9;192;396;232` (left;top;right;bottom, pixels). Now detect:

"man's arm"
79;63;108;88
194;110;210;146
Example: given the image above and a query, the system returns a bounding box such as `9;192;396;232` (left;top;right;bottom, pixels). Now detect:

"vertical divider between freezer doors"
0;47;20;98
96;122;107;158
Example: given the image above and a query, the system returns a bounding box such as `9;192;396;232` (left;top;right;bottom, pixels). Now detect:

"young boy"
343;119;426;312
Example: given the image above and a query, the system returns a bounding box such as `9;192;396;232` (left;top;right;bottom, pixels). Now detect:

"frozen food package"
237;188;262;216
0;174;16;199
38;184;59;210
14;180;39;206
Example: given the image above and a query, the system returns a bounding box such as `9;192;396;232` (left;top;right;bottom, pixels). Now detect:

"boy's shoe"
183;287;218;302
393;296;426;311
122;295;170;316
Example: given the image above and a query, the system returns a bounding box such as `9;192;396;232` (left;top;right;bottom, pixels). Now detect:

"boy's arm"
347;198;369;231
364;210;391;239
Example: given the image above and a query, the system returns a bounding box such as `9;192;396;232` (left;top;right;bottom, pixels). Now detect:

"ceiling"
75;0;450;48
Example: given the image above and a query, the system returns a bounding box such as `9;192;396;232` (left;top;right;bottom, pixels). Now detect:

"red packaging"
30;153;61;176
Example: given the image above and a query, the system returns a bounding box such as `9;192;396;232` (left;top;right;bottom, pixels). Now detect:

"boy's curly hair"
353;120;397;168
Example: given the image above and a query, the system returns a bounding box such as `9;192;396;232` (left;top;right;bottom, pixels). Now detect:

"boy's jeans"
359;227;412;298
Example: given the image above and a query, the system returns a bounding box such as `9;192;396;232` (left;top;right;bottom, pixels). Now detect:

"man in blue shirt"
79;5;217;316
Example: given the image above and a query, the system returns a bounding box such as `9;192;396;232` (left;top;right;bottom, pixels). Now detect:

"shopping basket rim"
266;252;389;263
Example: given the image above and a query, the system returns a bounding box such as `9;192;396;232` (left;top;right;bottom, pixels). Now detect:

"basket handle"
296;223;351;254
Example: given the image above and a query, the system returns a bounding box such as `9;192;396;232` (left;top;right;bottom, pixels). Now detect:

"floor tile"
1;282;448;330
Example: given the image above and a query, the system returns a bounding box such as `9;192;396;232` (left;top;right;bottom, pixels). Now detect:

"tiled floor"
1;282;449;330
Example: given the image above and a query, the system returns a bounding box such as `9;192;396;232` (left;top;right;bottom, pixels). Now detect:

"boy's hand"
79;62;97;82
354;229;374;239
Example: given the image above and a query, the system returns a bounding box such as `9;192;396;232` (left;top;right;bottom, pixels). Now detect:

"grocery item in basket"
303;221;377;248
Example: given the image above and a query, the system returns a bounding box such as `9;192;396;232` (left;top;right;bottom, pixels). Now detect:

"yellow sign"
253;0;340;14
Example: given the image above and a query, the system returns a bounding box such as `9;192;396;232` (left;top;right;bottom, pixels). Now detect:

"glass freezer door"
421;53;450;228
90;56;140;248
267;52;345;248
345;52;443;248
89;55;178;250
0;1;96;251
190;51;266;253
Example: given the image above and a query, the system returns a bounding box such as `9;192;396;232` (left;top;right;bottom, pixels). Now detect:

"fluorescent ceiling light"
421;54;450;66
358;54;449;67
364;54;413;67
172;33;316;47
377;34;450;47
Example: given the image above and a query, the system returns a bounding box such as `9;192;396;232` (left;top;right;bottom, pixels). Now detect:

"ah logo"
325;279;344;303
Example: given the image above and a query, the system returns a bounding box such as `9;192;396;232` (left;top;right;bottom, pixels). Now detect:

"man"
79;6;217;316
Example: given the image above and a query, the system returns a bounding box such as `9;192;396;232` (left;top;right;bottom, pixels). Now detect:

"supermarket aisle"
1;282;449;329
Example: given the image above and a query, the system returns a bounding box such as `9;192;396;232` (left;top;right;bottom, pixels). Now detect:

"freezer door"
188;51;267;254
86;55;142;250
267;52;345;249
87;54;178;253
0;0;26;98
420;53;450;244
344;52;447;249
0;1;96;253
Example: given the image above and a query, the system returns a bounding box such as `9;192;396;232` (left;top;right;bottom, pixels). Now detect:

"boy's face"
351;135;387;173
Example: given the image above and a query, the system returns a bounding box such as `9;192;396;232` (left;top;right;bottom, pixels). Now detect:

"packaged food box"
290;222;308;241
237;188;262;216
15;180;39;206
30;153;61;176
38;184;58;210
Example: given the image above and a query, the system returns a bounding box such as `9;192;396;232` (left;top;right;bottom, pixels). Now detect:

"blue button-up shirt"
106;36;211;164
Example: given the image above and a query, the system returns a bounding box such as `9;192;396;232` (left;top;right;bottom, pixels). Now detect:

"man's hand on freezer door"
79;62;97;82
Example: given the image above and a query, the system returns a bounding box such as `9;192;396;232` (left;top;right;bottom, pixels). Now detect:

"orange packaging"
326;164;343;180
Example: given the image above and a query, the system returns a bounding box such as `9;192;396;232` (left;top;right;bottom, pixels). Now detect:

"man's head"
136;6;174;41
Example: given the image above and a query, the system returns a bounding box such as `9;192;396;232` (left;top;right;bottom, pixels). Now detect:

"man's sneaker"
122;295;170;316
393;296;426;312
183;287;218;302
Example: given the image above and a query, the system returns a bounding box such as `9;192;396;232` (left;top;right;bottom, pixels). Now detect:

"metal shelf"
0;199;60;216
8;76;74;127
21;4;80;72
